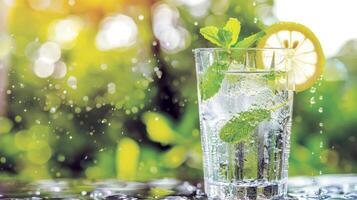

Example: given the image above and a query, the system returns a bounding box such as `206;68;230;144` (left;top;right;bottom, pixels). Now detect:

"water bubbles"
310;87;316;93
96;14;138;50
154;67;163;79
318;107;323;113
107;82;116;94
67;76;77;89
310;97;316;105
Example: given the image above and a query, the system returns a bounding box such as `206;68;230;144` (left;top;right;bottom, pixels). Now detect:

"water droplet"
318;107;323;113
319;122;324;127
15;115;22;123
107;82;116;94
155;70;163;79
67;76;77;89
50;107;57;113
319;95;323;100
320;142;323;148
100;63;108;70
310;87;316;93
310;97;316;105
253;17;258;24
83;96;89;101
0;157;6;164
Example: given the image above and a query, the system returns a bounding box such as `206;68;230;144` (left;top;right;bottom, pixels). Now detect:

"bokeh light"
95;14;138;50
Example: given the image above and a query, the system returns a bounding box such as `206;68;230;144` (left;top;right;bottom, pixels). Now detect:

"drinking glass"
194;48;294;199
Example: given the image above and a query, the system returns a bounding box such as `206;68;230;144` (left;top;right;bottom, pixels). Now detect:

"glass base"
205;180;287;200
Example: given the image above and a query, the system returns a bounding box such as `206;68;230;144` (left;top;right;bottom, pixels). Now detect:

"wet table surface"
0;174;356;199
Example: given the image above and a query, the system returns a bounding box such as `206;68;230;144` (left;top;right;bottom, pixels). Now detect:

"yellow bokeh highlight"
161;146;187;168
116;137;140;180
26;141;52;165
142;113;178;144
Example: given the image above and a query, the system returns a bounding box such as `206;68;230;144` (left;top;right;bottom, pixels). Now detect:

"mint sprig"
219;109;271;144
199;18;265;100
200;18;241;48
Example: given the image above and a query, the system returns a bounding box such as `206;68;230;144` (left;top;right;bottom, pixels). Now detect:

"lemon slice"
257;22;325;92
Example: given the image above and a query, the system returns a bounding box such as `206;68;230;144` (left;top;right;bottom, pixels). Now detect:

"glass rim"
193;47;291;52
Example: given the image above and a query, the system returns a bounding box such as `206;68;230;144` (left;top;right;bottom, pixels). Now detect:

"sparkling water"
197;71;293;200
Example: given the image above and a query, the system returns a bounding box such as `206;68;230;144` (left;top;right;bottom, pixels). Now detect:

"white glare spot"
100;63;108;70
0;33;13;59
29;0;51;10
39;42;61;63
174;0;210;17
152;4;190;53
49;16;83;48
96;14;138;50
107;82;116;94
68;0;76;6
33;58;55;78
67;76;77;89
138;15;144;20
52;61;67;79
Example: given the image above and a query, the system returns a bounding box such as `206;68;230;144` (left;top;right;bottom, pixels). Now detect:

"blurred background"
0;0;355;181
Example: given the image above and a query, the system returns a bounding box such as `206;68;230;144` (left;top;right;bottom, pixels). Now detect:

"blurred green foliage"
0;0;355;181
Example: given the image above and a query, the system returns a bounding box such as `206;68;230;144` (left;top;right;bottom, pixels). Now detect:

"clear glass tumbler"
194;48;294;199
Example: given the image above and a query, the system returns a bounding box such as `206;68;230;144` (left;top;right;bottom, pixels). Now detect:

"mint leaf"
217;29;232;48
219;109;271;144
233;31;265;48
224;18;241;47
200;62;229;100
199;26;221;47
